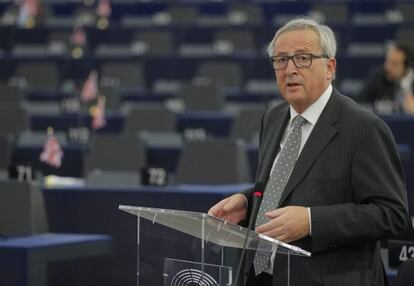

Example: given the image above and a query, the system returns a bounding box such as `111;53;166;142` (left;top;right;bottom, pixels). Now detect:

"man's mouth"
287;83;301;87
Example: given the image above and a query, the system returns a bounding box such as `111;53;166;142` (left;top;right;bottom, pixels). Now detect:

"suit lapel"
257;105;290;184
278;91;342;206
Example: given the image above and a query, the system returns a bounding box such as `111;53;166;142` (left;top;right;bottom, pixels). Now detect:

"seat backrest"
396;4;414;23
396;28;414;46
231;105;265;142
124;106;176;134
197;61;243;89
227;3;264;25
179;79;225;111
84;134;147;175
98;86;121;111
134;30;175;55
15;62;59;89
86;170;141;187
0;180;49;236
94;43;131;57
100;61;145;88
0;133;14;170
168;5;198;25
176;139;251;185
0;83;22;109
311;3;348;24
0;107;28;135
48;30;72;46
17;130;67;146
214;29;256;52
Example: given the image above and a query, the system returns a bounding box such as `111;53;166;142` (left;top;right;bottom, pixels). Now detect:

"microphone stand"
234;186;263;286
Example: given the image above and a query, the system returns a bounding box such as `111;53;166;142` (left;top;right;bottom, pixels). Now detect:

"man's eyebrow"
274;52;289;56
274;49;310;56
294;49;309;53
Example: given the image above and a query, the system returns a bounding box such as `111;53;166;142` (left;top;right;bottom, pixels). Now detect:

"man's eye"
297;55;309;61
277;57;287;63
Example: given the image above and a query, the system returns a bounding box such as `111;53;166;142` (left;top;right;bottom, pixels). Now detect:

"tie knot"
292;115;306;130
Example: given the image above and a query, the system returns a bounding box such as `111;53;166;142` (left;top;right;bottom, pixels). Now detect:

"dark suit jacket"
397;259;414;286
245;89;409;286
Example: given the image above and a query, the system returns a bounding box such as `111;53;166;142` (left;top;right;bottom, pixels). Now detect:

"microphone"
234;182;264;286
247;188;264;231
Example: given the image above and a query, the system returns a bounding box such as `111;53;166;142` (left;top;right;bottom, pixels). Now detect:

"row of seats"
1;0;414;29
0;100;265;141
0;57;274;88
0;25;409;56
84;135;252;185
0;56;384;102
1;130;256;185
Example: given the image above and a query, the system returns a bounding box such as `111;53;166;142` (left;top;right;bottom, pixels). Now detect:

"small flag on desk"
97;0;112;19
96;0;111;29
39;127;64;168
17;0;41;28
70;25;87;58
81;70;99;102
70;25;87;47
91;95;107;130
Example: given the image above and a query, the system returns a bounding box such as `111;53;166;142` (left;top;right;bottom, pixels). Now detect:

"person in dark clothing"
208;18;409;286
360;42;414;114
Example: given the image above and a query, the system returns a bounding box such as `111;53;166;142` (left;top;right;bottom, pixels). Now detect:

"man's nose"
285;58;298;73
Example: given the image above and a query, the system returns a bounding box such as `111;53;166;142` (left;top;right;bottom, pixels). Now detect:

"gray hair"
267;18;337;59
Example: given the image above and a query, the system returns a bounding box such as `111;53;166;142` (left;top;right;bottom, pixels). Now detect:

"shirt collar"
289;84;333;127
401;69;414;92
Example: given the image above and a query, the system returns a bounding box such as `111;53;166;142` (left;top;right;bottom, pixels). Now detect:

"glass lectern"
119;205;311;286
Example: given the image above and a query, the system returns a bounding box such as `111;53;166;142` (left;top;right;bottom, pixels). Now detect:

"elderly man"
209;18;408;286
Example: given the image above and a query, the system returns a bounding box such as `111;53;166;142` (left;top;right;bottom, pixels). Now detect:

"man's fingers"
222;199;237;211
256;206;310;242
207;208;216;216
208;199;228;217
208;195;247;224
256;218;278;233
262;225;284;238
265;207;285;219
222;194;245;211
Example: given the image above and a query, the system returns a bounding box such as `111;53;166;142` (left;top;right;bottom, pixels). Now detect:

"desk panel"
43;185;247;286
0;233;112;286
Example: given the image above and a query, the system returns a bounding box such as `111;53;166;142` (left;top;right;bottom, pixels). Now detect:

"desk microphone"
234;182;264;286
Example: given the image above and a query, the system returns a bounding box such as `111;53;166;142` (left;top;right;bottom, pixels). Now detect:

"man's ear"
327;58;337;81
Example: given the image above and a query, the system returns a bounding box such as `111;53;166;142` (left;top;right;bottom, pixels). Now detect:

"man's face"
384;46;407;81
273;29;336;113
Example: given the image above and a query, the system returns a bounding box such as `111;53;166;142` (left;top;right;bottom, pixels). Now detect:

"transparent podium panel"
119;205;311;286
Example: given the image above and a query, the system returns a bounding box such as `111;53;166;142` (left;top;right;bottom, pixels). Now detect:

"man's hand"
255;206;310;243
208;194;248;224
